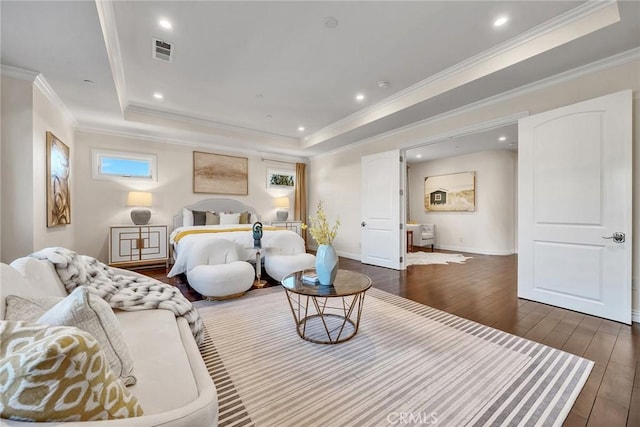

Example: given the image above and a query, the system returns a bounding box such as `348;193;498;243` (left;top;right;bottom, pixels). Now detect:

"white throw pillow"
220;212;241;225
183;208;194;227
4;295;64;322
37;287;137;386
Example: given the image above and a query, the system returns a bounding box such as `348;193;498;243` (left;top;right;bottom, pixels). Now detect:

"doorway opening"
402;120;520;257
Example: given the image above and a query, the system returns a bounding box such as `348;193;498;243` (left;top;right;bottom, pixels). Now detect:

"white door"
361;150;403;269
518;90;632;324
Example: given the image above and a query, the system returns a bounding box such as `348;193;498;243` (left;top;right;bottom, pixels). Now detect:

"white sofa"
0;257;218;426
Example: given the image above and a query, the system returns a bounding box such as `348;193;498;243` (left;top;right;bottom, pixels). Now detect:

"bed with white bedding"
168;198;304;277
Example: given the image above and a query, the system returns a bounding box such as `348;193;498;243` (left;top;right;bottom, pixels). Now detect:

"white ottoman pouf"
186;239;255;299
265;253;316;283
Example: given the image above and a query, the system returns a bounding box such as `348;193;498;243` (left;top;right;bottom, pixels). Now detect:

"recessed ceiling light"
298;126;305;132
83;79;95;85
153;92;164;100
355;93;365;102
494;16;508;27
159;19;172;30
416;154;422;158
499;136;507;141
323;17;339;29
378;80;390;89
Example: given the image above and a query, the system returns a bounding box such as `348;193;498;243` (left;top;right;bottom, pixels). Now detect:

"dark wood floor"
142;250;639;427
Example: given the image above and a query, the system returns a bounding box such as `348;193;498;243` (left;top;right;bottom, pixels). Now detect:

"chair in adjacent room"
416;224;435;252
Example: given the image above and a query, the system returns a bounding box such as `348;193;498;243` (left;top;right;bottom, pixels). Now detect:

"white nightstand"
109;225;168;270
271;220;303;236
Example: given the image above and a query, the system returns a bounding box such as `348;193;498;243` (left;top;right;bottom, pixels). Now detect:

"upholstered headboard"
172;198;261;229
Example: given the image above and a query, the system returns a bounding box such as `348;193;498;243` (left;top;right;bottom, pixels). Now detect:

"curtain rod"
261;157;297;165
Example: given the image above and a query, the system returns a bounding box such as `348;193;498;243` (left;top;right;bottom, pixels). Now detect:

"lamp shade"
127;191;152;207
273;197;290;208
274;197;289;220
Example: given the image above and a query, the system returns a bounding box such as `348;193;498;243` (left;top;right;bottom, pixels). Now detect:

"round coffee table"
281;269;372;344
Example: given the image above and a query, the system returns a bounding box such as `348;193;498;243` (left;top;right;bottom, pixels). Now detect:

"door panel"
361;150;402;269
518;90;632;324
533;112;602;225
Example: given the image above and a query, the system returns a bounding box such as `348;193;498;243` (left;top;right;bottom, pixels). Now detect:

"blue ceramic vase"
316;244;338;286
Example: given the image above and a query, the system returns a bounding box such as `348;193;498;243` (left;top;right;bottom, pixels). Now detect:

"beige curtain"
294;162;307;244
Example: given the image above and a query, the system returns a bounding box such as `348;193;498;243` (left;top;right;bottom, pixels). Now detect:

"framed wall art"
193;151;248;195
46;131;71;226
424;171;475;212
267;168;295;189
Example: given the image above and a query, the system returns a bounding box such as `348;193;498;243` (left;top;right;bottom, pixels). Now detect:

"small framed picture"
267;169;295;189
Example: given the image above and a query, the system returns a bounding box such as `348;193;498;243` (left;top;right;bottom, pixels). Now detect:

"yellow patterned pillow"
0;321;143;422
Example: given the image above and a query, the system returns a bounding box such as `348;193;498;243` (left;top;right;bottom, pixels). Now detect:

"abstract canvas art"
46;132;71;226
193;151;248;195
424;171;475;212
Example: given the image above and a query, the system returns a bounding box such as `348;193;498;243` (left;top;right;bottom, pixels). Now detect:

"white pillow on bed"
220;212;241;225
183;208;194;227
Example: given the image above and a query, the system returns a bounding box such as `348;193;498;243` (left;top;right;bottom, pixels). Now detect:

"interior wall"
73;131;296;262
1;76;34;262
0;76;77;262
408;150;516;255
308;59;640;314
32;83;75;252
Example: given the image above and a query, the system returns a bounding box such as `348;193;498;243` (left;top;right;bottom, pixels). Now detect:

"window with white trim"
92;149;157;181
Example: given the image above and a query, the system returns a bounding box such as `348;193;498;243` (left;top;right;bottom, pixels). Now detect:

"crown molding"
76;124;309;160
126;103;300;143
0;64;39;81
95;0;128;114
303;0;620;148
33;75;78;128
399;111;529;151
312;47;639;160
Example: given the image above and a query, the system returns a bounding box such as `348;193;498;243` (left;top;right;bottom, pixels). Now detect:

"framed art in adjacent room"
193;151;248;195
46;131;71;226
267;169;295;189
424;171;475;212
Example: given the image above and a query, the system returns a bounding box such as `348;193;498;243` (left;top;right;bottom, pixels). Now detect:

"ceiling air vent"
152;38;173;62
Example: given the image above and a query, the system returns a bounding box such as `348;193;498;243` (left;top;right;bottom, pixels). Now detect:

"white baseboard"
337;251;361;261
306;245;361;261
633;309;640;324
436;245;516;256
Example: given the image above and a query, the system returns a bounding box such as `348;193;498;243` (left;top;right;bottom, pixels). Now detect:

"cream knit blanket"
30;247;203;345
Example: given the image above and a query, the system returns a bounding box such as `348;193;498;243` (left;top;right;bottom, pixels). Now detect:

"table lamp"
274;197;290;221
127;191;152;225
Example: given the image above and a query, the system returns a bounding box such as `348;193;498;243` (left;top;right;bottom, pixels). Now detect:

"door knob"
361;221;366;227
602;232;625;243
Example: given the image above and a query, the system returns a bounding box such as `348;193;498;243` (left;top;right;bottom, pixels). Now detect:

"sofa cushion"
1;260;67;320
116;310;199;414
0;321;143;422
38;287;136;386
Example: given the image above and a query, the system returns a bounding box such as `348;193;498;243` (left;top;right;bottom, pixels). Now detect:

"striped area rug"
195;287;592;427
